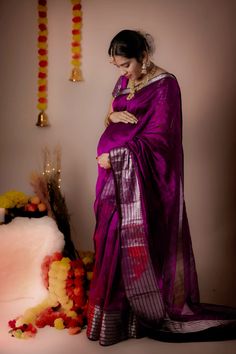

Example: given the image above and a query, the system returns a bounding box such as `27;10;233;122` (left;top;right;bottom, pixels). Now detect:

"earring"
141;62;147;75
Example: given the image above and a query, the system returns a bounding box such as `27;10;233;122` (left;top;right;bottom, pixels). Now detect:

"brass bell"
69;67;83;82
36;111;49;127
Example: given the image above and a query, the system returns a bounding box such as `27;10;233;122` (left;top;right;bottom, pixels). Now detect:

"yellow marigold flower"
54;318;64;330
72;10;81;17
71;47;81;54
14;329;23;339
38;30;48;36
38;18;48;24
66;310;77;318
37;103;47;111
0;196;12;208
63;299;73;311
37;43;47;49
37;92;47;98
72;23;81;30
72;34;81;41
0;190;28;208
38;5;47;11
71;59;80;67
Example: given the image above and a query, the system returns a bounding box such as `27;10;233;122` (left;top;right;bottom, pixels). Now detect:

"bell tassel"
69;67;83;82
36;111;49;127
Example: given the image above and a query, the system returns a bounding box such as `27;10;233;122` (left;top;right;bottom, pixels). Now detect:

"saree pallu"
87;74;236;346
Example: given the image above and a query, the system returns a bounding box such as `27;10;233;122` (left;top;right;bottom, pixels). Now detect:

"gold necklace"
126;65;157;100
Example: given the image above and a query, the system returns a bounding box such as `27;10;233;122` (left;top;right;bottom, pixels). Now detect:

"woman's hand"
97;153;111;169
109;111;138;124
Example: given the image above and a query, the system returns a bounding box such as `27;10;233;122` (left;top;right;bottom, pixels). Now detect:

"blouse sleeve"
112;76;127;98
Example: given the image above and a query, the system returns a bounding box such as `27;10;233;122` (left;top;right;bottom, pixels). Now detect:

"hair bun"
137;31;155;56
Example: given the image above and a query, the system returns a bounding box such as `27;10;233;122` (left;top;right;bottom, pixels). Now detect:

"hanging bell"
69;67;83;82
36;111;49;127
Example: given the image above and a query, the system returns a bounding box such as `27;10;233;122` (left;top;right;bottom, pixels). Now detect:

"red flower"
38;48;47;56
38;97;47;103
39;85;47;92
38;72;47;79
39;60;48;67
72;29;80;35
72;54;80;60
74;267;85;277
72;41;80;47
38;23;47;31
72;16;82;23
8;320;16;329
38;0;47;5
73;4;81;11
38;11;47;18
38;36;47;43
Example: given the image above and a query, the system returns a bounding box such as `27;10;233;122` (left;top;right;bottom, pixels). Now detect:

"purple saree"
87;73;236;346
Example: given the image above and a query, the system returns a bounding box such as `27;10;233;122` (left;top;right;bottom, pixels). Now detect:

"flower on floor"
8;321;37;339
8;251;94;339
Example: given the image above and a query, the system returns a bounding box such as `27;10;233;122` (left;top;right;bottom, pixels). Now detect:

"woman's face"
111;55;143;80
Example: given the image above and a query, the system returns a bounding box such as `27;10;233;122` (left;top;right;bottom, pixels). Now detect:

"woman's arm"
104;98;138;127
104;99;114;127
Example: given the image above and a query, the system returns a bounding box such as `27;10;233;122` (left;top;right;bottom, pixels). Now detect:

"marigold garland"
8;252;94;338
37;0;49;126
69;0;83;82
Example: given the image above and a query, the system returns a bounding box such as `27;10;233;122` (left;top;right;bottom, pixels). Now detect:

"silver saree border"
110;147;165;323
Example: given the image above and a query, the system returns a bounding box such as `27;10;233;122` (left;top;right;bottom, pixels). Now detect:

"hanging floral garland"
69;0;83;82
36;0;49;126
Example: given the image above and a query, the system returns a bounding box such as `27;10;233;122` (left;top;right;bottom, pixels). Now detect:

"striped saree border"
110;147;165;323
86;303;140;346
115;73;176;97
160;318;236;333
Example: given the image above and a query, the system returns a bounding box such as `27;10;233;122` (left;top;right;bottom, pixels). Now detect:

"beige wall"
0;0;235;306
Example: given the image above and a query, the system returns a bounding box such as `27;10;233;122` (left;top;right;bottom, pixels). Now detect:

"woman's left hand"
97;153;111;169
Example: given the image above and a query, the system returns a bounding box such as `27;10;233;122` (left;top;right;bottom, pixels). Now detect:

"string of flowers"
37;0;49;126
8;252;91;338
69;0;83;82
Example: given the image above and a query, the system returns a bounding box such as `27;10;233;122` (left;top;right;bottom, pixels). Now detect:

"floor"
1;301;236;354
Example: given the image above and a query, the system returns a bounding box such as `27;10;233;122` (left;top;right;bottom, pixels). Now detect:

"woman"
86;30;236;346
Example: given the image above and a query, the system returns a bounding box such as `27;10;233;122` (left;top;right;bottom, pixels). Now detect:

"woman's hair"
108;29;155;62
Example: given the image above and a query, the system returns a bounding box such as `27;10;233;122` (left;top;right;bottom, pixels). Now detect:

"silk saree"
86;73;236;345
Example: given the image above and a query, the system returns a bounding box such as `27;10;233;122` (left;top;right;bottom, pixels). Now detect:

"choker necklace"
126;64;157;100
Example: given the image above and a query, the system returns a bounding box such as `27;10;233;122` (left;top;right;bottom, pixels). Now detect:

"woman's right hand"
109;111;138;124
